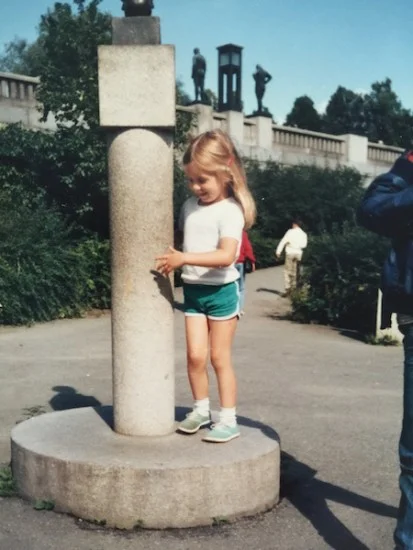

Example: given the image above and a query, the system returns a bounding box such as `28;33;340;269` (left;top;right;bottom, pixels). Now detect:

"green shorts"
183;282;240;320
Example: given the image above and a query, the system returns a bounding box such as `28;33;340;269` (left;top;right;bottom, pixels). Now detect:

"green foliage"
365;333;400;346
33;499;55;511
323;86;367;136
322;80;413;148
35;0;111;128
246;159;364;240
285;95;322;132
0;465;17;497
248;230;278;269
204;89;219;110
72;238;111;309
21;405;47;419
0;37;46;76
287;79;413;148
290;225;389;334
365;78;413;148
212;516;230;526
0;188;110;325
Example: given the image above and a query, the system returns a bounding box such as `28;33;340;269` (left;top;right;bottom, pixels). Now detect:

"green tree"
285;95;322;131
364;78;413;148
322;86;367;136
0;37;45;76
35;0;111;128
322;79;413;147
291;224;388;334
176;79;191;106
204;89;218;110
246;160;364;240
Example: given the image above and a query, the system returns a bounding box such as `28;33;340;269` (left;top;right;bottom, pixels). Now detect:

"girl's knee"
187;351;207;371
210;351;231;371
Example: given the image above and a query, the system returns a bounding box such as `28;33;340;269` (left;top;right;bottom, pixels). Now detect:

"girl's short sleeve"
218;202;244;241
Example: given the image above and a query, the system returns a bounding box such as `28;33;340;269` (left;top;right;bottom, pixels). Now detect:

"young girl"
156;130;256;443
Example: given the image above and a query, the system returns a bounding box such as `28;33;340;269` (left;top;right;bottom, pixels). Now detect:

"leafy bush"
249;230;279;269
246;160;364;239
0;191;110;325
291;224;389;334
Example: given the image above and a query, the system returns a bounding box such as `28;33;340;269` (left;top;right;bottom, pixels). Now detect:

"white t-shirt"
179;197;244;285
276;227;308;259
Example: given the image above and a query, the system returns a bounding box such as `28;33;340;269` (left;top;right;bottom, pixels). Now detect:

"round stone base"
11;407;280;529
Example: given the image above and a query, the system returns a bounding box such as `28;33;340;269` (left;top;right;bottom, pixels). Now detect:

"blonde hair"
182;130;256;229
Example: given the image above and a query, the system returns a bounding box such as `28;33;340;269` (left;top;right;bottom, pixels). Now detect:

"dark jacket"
357;151;413;328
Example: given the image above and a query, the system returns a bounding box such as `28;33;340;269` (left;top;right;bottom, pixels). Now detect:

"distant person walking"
235;230;256;315
276;220;308;296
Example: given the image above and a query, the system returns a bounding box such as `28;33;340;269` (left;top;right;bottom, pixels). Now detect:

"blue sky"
0;0;411;122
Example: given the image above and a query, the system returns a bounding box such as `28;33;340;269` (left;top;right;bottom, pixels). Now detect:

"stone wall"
0;72;403;177
0;72;56;131
181;104;403;181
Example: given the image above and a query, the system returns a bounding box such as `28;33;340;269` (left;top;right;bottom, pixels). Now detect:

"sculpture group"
190;47;272;116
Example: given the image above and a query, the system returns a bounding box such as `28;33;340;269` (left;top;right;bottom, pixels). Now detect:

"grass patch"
33;499;55;511
0;465;17;497
365;333;400;346
212;516;229;526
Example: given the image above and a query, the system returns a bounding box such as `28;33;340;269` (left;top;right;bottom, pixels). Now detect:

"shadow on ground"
256;287;284;297
49;386;102;411
281;451;397;550
47;400;397;549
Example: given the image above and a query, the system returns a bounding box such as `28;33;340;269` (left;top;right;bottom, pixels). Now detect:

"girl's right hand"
155;247;185;276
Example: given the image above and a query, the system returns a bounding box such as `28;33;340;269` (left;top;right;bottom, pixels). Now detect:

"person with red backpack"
358;151;413;550
235;230;256;315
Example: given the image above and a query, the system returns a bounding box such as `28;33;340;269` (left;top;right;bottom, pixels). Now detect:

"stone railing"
272;125;345;157
0;77;405;176
0;72;39;103
0;72;56;130
368;142;403;165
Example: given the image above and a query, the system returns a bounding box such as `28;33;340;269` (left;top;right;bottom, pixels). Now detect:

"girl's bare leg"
208;317;238;407
185;316;209;399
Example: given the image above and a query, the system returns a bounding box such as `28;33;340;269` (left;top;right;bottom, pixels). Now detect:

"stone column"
224;110;244;148
249;115;273;151
98;17;176;436
194;103;213;134
340;133;368;164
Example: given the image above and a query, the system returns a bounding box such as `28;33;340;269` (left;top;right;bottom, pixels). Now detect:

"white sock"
194;398;210;417
219;407;237;427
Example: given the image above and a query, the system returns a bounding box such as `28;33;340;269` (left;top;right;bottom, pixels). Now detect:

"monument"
122;0;154;16
191;47;207;103
252;64;273;117
10;4;280;529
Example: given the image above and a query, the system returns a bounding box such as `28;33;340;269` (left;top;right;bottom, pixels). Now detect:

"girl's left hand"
155;247;185;276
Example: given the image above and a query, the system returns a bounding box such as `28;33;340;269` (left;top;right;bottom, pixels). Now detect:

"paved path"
0;267;403;549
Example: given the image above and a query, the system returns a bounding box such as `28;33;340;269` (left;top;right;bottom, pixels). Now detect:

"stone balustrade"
273;125;345;157
0;72;39;102
179;103;403;179
0;72;56;131
368;142;403;165
1;74;405;176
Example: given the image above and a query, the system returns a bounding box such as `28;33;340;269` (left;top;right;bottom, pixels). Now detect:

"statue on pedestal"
253;64;272;115
122;0;154;16
192;48;207;103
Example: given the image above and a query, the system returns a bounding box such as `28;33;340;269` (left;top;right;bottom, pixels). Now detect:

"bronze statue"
192;48;207;103
122;0;154;16
253;65;272;113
